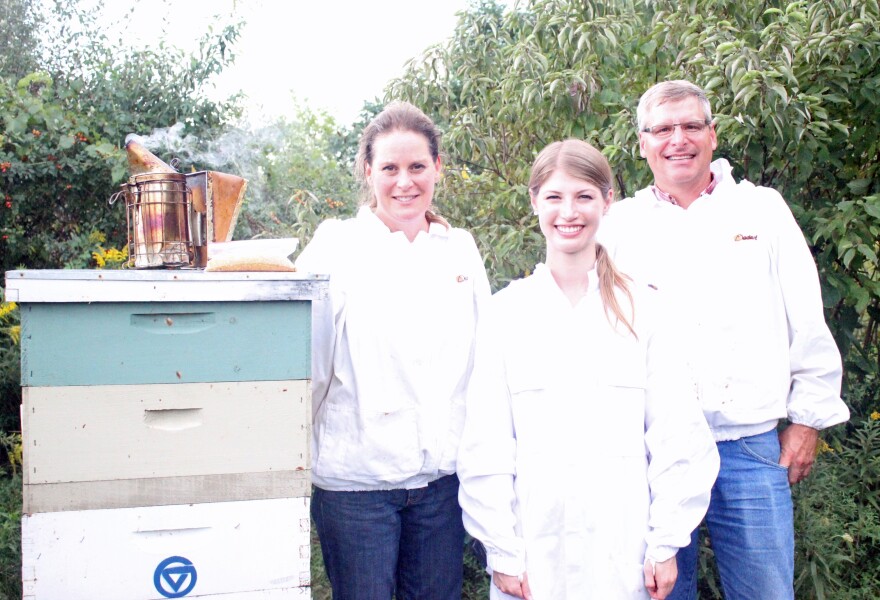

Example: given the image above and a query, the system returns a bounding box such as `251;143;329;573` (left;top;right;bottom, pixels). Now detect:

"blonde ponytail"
597;244;637;339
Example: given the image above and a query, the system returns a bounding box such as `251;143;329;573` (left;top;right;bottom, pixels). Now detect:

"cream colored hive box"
5;270;329;600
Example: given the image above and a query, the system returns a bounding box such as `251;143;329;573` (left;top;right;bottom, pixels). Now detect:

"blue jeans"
311;474;465;600
669;429;794;600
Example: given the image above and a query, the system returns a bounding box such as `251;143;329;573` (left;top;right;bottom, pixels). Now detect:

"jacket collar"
648;158;731;205
356;205;449;239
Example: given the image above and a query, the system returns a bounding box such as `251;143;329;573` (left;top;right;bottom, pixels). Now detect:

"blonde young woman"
295;101;490;600
457;139;719;600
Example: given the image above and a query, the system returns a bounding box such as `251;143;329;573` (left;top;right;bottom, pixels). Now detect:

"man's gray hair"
636;80;713;131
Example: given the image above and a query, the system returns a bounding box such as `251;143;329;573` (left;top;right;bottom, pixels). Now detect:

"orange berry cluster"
325;198;344;209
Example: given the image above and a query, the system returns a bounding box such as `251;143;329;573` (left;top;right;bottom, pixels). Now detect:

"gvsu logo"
154;556;198;598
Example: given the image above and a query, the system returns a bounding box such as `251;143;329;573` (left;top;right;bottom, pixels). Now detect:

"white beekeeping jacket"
599;158;847;441
458;264;719;599
297;206;491;491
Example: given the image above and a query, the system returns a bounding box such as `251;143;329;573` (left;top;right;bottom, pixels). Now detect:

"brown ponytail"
426;209;450;228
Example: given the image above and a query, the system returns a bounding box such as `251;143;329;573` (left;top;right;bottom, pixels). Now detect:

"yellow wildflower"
93;245;128;269
0;432;22;475
8;324;20;344
12;443;22;470
871;411;880;421
92;250;106;268
104;247;128;262
0;301;17;319
816;438;834;454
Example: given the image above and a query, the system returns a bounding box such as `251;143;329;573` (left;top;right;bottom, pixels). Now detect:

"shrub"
0;474;21;600
791;413;880;599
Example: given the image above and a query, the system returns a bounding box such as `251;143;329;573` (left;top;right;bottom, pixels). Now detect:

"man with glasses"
599;80;849;599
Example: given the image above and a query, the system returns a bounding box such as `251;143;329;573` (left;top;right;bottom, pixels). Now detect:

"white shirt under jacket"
295;206;491;491
457;264;719;599
598;158;848;441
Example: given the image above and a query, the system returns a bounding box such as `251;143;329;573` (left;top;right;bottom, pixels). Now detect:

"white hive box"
21;498;310;599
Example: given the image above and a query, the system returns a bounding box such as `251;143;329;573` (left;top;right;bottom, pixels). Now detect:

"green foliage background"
390;0;880;388
1;0;879;598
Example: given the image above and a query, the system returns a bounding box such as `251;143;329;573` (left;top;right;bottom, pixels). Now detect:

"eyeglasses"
641;120;711;138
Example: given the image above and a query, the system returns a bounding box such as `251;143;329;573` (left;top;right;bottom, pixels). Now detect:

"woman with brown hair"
296;101;490;599
457;139;718;600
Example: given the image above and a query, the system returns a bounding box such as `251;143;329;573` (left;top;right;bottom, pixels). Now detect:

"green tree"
389;0;880;381
0;0;44;80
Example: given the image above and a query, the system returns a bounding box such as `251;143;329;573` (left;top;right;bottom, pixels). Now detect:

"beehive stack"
11;269;322;598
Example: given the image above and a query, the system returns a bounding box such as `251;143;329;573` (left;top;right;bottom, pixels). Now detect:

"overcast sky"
103;0;475;125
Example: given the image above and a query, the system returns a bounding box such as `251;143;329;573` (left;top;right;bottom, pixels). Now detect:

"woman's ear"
529;191;539;215
603;189;614;214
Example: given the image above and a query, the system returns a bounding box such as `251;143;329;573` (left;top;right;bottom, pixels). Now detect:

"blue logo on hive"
154;556;198;598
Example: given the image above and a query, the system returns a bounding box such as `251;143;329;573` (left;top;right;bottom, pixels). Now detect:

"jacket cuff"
645;544;678;565
787;407;849;432
486;550;525;579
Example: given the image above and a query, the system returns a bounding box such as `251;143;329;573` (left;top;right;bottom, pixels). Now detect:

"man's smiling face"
639;96;717;203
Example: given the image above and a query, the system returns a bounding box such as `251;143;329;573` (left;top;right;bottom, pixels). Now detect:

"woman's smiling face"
530;169;612;261
365;129;441;240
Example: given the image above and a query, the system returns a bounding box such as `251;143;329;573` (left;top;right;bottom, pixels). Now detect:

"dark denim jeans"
311;474;465;600
669;429;795;600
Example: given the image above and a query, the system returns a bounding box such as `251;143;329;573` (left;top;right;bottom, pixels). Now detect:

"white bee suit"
597;159;848;442
297;207;491;491
458;265;719;599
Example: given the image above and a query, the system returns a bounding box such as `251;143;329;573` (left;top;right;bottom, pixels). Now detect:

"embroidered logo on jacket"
456;275;469;282
734;234;758;241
